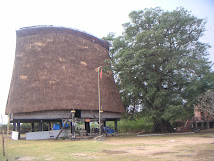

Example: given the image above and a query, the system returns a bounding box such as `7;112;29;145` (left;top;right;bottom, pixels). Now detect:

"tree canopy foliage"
103;7;214;132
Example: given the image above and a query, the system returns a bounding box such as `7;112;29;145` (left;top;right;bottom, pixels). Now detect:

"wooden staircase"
176;118;194;132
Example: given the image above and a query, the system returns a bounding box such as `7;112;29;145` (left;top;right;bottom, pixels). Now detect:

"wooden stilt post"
101;122;104;135
71;110;76;138
48;122;51;131
39;120;43;131
201;122;204;129
98;67;101;136
51;122;54;131
70;122;72;134
1;115;5;156
17;121;21;139
13;122;16;131
114;120;118;133
6;113;11;160
2;130;5;156
1;114;5;156
85;122;90;134
206;116;210;129
31;123;34;132
60;121;63;129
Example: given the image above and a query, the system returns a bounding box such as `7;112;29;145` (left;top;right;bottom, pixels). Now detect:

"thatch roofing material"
6;27;125;114
17;26;109;49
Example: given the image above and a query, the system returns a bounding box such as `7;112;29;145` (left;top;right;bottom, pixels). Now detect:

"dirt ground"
101;132;214;161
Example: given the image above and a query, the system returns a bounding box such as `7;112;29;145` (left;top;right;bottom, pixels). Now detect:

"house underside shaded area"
11;110;121;139
193;117;214;130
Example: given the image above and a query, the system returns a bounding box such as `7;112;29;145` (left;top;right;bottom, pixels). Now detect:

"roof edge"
16;25;109;49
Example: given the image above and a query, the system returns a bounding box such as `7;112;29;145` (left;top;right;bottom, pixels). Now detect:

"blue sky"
0;0;213;123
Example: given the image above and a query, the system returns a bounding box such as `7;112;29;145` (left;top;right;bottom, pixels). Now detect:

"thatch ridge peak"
17;25;109;49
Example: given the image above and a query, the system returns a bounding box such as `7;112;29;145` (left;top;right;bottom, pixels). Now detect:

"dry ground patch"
0;132;214;161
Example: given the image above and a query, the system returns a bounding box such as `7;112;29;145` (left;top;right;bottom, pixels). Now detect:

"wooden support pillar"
48;122;51;131
201;122;204;129
13;122;16;131
114;120;118;133
71;110;76;138
31;123;34;132
72;122;75;138
206;116;210;129
101;123;104;135
39;120;43;131
85;122;90;134
17;121;21;139
103;121;106;127
70;122;73;134
60;121;63;129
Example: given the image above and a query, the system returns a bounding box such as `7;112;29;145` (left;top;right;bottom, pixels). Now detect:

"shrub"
20;123;32;133
106;113;153;133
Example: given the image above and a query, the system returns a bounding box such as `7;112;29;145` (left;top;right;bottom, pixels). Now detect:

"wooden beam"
55;112;73;140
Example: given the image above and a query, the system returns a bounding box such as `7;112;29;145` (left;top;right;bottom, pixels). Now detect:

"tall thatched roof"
6;26;125;114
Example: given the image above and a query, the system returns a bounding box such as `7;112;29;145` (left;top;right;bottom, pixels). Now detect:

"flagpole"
98;67;101;136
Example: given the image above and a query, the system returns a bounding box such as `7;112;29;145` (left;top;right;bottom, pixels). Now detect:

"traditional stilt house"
194;104;214;129
5;26;125;139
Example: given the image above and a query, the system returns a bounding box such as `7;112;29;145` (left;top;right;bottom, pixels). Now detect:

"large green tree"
104;7;213;132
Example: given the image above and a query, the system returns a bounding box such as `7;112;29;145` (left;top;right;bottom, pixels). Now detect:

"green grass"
6;140;111;159
1;138;133;161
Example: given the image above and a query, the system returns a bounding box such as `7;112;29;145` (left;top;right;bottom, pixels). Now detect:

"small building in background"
194;104;214;129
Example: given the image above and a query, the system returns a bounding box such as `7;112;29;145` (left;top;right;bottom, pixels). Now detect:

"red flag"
100;68;102;79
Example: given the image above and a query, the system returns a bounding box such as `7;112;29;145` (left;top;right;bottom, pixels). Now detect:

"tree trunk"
152;119;174;133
